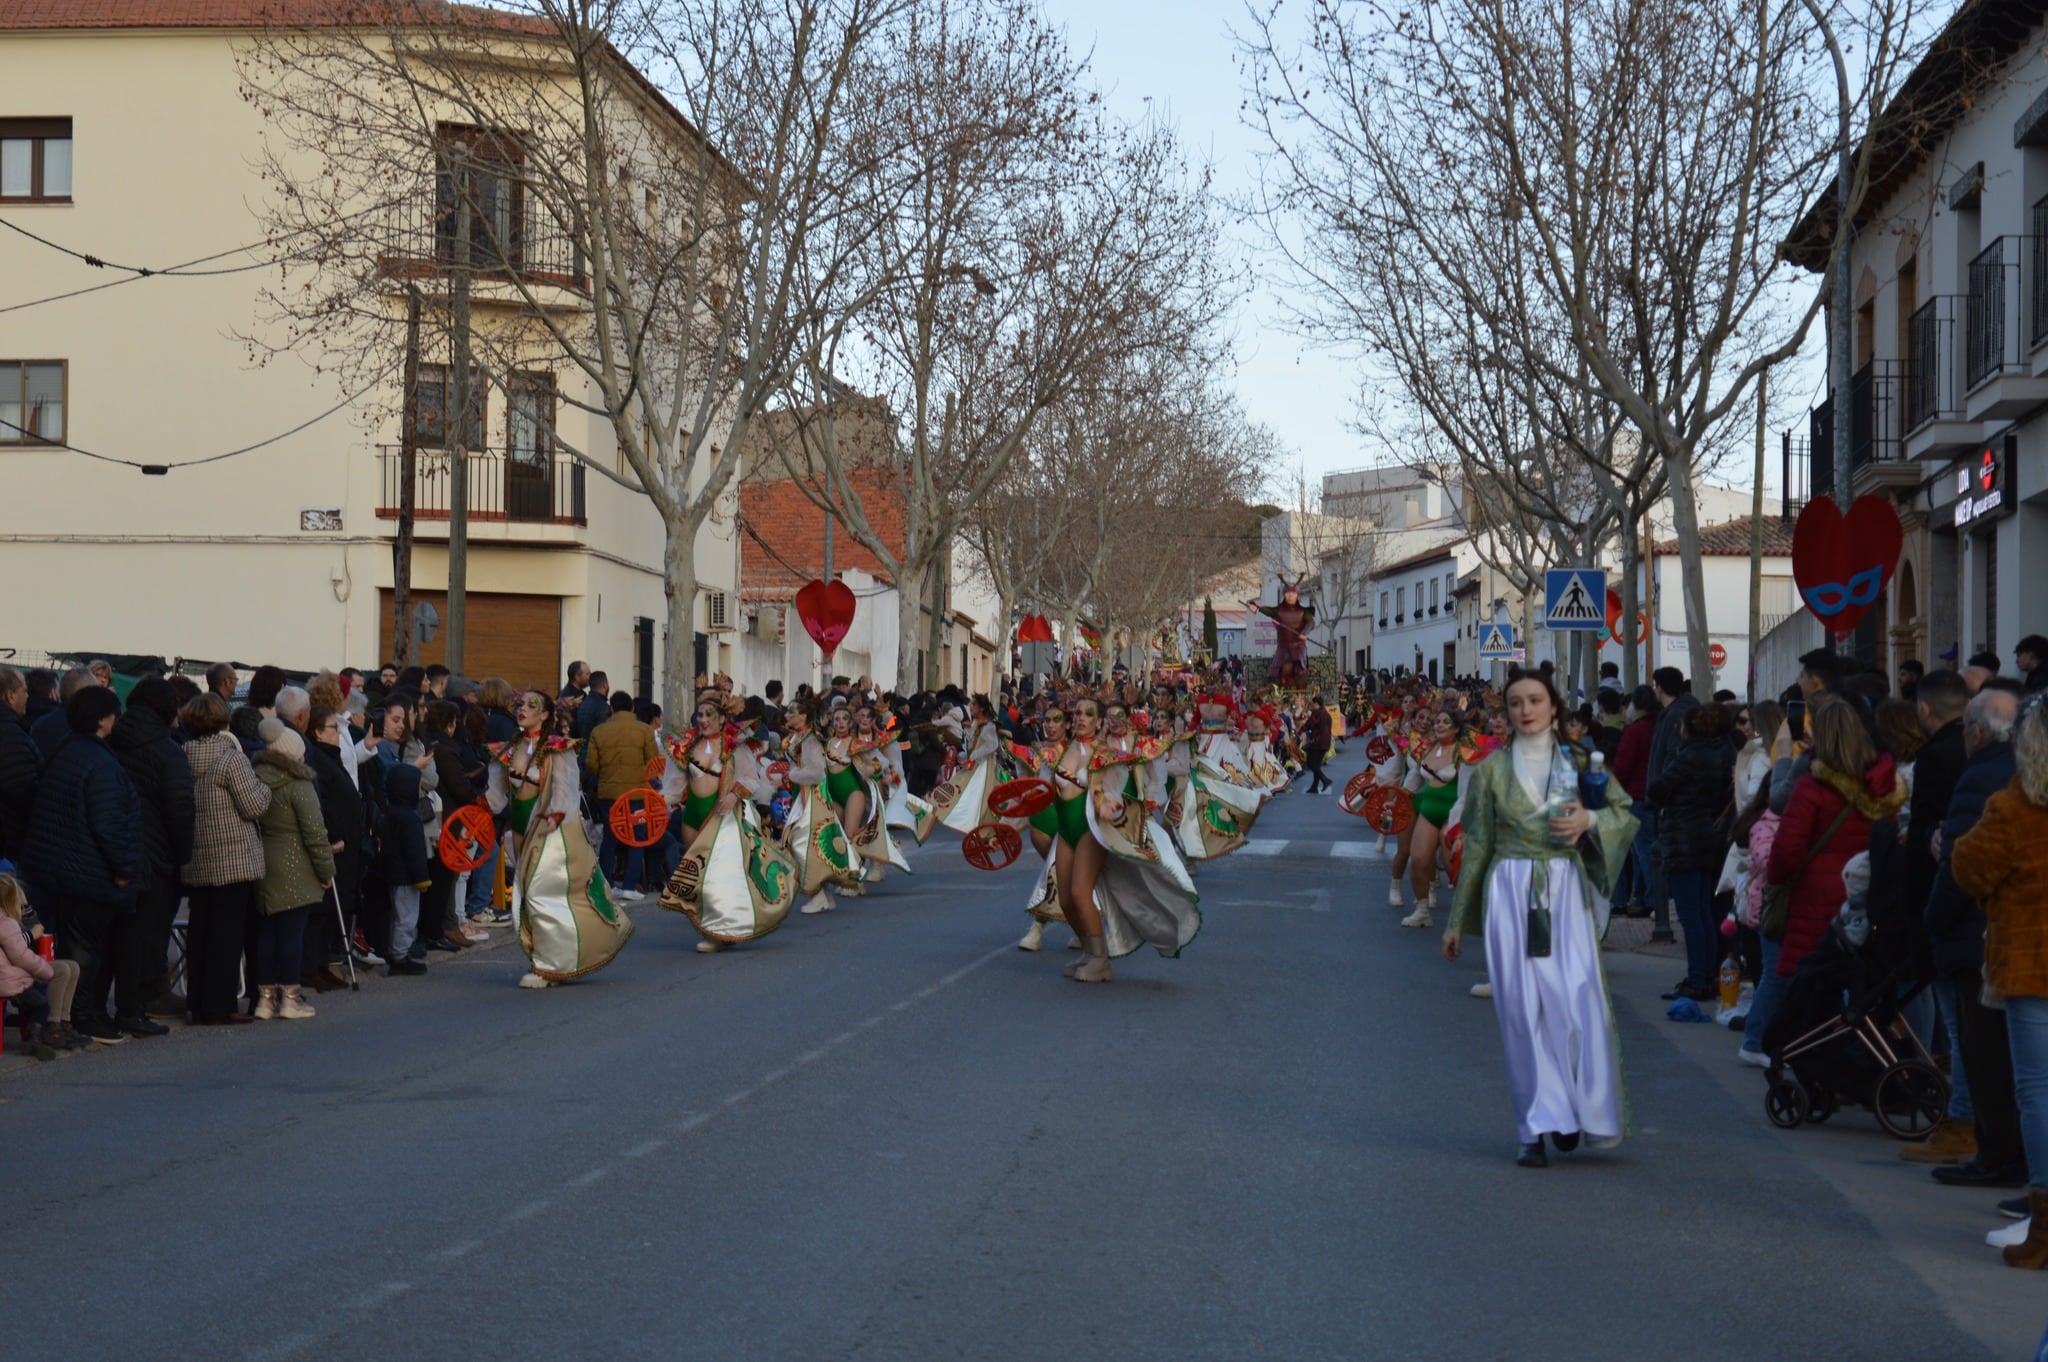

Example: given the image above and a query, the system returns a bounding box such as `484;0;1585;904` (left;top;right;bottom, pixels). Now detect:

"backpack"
357;754;392;873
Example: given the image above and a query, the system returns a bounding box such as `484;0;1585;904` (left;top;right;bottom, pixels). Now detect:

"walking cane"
329;883;359;991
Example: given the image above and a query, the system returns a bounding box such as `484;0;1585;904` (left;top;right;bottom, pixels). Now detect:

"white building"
1783;0;2048;672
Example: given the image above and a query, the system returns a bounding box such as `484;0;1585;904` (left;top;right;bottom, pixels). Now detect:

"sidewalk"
1601;941;2046;1361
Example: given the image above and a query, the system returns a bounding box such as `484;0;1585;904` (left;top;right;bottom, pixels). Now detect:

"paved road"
4;745;2039;1360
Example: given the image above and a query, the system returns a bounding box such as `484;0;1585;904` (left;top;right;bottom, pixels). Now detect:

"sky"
1038;0;1830;506
1038;0;1371;498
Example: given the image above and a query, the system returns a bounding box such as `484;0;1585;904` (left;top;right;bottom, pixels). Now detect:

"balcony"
1904;295;1982;458
375;446;588;532
1842;359;1917;496
1780;432;1810;521
376;175;589;298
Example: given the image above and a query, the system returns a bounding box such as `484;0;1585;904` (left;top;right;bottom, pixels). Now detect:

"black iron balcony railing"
1781;432;1810;522
1906;295;1965;431
1967;238;2019;388
1807;398;1835;501
376;446;587;526
377;175;589;293
1848;357;1903;472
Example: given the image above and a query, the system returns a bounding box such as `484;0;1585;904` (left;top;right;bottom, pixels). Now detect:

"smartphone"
1785;697;1807;741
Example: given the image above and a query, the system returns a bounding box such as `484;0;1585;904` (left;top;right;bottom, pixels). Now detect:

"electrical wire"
735;516;894;597
0;357;402;471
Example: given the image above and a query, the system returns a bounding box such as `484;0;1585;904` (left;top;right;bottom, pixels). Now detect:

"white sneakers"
1400;907;1433;929
517;971;555;988
611;884;645;903
1989;1218;2033;1248
1736;1048;1771;1069
1470;981;1492;999
1018;920;1045;952
1387;881;1405;908
799;890;835;915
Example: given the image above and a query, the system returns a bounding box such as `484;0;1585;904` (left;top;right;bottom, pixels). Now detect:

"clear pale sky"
1040;0;1372;494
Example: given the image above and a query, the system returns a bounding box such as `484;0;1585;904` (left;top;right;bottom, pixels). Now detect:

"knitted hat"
447;676;482;700
267;725;306;762
257;716;287;744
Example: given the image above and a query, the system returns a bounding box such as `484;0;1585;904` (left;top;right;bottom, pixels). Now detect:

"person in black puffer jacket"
304;704;366;990
1646;702;1738;1001
0;667;39;863
107;677;195;1027
23;686;143;1043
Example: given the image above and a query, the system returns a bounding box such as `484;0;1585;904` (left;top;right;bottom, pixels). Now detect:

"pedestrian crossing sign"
1478;624;1517;660
1544;568;1607;631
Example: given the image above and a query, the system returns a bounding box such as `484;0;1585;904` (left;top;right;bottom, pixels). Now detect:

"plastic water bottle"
1545;745;1580;845
1718;952;1741;1009
1580;751;1609;811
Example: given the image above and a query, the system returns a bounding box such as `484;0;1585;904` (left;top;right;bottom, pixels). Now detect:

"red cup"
36;936;54;962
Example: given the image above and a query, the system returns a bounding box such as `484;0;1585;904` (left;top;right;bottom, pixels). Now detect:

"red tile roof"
740;469;906;601
0;0;543;31
1652;514;1797;557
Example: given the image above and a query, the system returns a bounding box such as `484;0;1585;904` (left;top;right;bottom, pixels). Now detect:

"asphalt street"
3;744;2041;1360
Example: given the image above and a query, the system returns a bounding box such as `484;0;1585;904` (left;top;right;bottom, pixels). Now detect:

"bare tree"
239;0;930;715
1243;0;1924;695
763;1;1236;690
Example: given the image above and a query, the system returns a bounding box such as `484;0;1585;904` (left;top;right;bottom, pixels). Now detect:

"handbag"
1760;804;1852;943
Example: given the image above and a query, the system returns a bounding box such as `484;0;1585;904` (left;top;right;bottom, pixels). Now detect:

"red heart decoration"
1792;496;1903;639
794;578;857;659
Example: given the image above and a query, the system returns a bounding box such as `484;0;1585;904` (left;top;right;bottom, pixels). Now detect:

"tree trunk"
1666;449;1717;699
924;553;949;690
662;517;698;733
1619;520;1641;692
995;585;1014;682
894;562;925;693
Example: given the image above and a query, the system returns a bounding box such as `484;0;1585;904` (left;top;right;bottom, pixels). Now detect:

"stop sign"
1709;641;1728;670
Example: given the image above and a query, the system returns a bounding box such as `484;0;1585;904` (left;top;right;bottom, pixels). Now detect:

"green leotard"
683;788;719;828
825;763;861;807
1415;778;1456;829
1054;794;1089;848
1029;802;1059;838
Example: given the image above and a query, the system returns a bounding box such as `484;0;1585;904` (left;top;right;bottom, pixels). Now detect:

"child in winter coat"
379;763;432;975
0;871;79;1058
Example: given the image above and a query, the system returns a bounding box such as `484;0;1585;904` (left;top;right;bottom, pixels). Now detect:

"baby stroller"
1760;923;1946;1139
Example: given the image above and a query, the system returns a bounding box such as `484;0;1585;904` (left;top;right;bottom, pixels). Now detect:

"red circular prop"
989;777;1055;819
1366;735;1396;766
962;822;1023;872
765;759;791;786
608;787;671;848
1340;769;1377;815
1445;824;1465;884
438;803;497;872
644;755;668;785
1362;785;1415;836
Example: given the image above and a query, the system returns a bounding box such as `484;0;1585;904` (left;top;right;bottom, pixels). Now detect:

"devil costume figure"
1247;578;1315;689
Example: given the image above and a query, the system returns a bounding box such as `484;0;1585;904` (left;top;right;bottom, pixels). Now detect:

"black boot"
1517;1137;1548;1168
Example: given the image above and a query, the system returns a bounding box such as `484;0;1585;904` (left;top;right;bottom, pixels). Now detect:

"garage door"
379;590;562;692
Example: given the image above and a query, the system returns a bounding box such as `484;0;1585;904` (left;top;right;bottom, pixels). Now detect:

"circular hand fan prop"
1340;769;1377;816
437;803;498;873
962;822;1023;871
643;755;668;785
1445;824;1465;885
988;777;1055;819
1366;735;1395;766
765;759;791;785
1362;785;1415;836
609;787;671;848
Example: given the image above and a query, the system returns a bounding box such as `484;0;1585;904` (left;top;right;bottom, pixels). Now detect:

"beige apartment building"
0;1;741;695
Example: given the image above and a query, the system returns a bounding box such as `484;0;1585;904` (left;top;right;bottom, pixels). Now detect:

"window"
409;363;483;449
435;126;524;271
0;361;64;443
0;119;72;202
1378;590;1389;627
1430;578;1440;615
1395;586;1405;622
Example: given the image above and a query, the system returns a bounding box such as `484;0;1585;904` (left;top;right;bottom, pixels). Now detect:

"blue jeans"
464;842;501;917
1669;868;1717;991
253;903;311;987
1637;810;1669;927
1933;976;1974;1121
2003;995;2048;1188
599;824;644;892
1742;936;1788;1055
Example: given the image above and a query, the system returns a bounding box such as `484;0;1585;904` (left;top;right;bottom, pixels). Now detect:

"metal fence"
376;446;587;526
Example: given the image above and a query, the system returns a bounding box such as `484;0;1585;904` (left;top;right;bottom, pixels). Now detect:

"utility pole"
394;285;422;667
1802;0;1855;656
445;175;473;674
1748;371;1767;703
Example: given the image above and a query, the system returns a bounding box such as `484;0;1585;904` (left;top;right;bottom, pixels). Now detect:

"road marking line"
1240;841;1288;856
674;1113;710;1133
722;1088;755;1106
759;1067;790;1086
508;1199;550;1222
433;1240;481;1261
569;1166;611;1188
1330;842;1375;859
348;1282;414;1310
622;1138;665;1158
794;1048;828;1066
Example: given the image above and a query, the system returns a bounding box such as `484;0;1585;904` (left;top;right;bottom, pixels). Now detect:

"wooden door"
380;590;561;690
